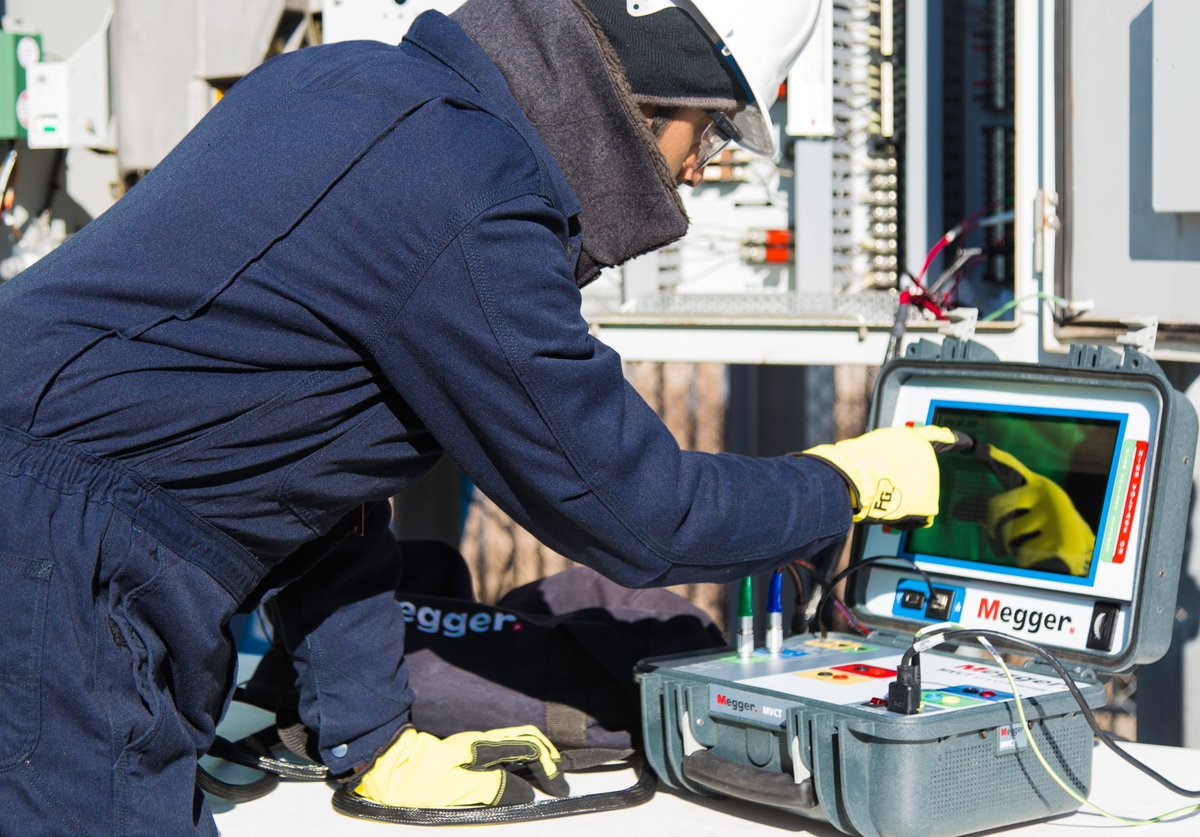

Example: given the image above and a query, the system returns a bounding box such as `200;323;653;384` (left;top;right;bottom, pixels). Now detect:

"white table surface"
208;719;1200;836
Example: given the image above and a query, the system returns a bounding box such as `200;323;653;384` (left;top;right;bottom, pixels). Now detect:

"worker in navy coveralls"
0;0;957;831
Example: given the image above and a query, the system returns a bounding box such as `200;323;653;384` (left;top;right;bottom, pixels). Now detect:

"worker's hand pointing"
797;425;971;529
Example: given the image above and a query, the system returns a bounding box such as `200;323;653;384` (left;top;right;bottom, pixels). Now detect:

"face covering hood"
452;0;690;287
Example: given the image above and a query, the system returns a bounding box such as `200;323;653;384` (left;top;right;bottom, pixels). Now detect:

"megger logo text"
716;694;786;719
977;598;1073;634
716;694;756;713
398;600;520;638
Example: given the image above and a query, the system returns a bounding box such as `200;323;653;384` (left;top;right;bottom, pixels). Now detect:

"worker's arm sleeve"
267;501;413;777
374;193;852;588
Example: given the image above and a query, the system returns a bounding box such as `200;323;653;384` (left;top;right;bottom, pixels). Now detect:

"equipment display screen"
904;405;1123;582
856;371;1169;658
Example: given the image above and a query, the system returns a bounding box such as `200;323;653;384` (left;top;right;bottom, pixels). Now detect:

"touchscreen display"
905;406;1122;578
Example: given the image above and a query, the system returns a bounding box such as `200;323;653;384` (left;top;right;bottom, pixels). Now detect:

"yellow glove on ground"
979;445;1095;576
800;425;969;528
353;725;568;809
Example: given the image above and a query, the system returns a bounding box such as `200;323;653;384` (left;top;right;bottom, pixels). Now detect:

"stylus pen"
737;576;755;659
766;570;784;656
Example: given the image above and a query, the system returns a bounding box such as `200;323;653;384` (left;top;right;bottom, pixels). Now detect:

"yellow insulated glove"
799;425;969;528
978;445;1096;576
353;725;568;809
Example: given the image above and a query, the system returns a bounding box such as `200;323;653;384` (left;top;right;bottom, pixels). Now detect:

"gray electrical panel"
1150;0;1200;214
1050;0;1200;357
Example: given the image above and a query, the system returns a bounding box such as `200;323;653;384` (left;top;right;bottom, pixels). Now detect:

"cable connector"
912;631;947;653
886;653;922;715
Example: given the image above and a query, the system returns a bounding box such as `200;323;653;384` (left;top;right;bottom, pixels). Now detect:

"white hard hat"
626;0;823;160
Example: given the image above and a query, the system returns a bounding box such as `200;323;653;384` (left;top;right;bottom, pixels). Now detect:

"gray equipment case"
637;340;1198;837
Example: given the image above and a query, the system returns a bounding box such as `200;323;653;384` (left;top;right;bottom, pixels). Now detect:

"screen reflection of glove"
799;425;971;529
353;725;568;809
978;445;1095;575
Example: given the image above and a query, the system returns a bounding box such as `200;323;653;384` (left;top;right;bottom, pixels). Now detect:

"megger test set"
637;339;1199;837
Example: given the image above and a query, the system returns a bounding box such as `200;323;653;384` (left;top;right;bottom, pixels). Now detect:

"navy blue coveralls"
0;12;851;835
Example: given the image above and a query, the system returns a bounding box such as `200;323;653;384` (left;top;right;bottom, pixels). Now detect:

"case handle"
680;749;817;813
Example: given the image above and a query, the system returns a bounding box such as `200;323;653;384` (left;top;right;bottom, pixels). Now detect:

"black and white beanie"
578;0;747;112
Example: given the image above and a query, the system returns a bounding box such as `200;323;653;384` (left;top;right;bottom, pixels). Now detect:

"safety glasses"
696;110;743;169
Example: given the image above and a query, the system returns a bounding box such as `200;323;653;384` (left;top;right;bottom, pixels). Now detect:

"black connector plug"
886;654;922;715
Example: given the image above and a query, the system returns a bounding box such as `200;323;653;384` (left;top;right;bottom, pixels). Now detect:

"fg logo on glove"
872;479;900;515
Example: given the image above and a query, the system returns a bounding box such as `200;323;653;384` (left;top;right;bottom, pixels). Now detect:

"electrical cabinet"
17;8;112;151
584;0;1200;366
1046;0;1200;360
583;0;1034;364
0;31;40;140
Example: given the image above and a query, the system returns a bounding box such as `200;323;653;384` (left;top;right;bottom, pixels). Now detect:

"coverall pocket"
115;605;169;754
0;550;53;770
103;534;170;756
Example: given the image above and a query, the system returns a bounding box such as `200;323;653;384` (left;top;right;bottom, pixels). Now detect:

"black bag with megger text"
399;545;726;750
242;540;725;752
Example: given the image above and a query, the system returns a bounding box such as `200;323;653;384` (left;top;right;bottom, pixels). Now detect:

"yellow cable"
976;638;1200;826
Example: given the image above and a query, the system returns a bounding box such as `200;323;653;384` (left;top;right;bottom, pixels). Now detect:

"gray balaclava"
452;0;745;286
